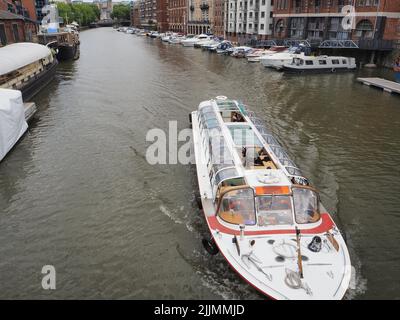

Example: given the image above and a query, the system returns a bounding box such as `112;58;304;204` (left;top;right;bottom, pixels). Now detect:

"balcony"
357;39;394;51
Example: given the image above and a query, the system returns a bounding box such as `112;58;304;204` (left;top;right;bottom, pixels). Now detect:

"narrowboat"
282;56;357;73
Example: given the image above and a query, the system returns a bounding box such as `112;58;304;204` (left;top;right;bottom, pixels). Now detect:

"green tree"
56;3;100;27
111;4;131;21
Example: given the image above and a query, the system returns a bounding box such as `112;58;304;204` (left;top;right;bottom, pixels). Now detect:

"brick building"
168;0;187;32
272;0;400;50
130;0;140;27
156;0;168;32
0;0;37;20
0;9;38;46
213;0;224;37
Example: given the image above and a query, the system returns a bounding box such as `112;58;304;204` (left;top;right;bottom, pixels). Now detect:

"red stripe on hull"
207;213;335;235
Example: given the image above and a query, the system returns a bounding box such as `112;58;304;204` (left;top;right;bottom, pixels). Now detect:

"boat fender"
195;194;203;209
202;237;219;255
331;68;336;73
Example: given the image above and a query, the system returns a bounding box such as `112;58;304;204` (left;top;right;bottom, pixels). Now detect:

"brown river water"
0;27;399;299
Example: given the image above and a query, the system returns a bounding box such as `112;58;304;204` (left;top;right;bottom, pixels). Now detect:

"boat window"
319;60;327;65
270;145;289;160
205;118;219;129
249;117;265;127
305;60;314;65
261;133;280;146
255;125;271;135
256;195;293;226
286;166;303;176
228;125;263;146
214;167;239;186
292;187;320;224
218;188;256;225
332;59;340;65
342;59;347;64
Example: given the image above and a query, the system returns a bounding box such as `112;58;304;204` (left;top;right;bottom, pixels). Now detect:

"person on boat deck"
394;56;400;83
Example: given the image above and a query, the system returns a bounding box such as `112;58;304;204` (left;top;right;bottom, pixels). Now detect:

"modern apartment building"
226;0;274;41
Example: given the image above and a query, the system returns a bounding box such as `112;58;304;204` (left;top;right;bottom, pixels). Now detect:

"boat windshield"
218;188;256;225
256;195;293;226
292;187;320;224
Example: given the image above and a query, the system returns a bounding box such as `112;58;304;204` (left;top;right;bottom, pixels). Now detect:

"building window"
260;24;264;30
0;24;7;46
261;11;265;18
12;24;19;42
355;19;374;39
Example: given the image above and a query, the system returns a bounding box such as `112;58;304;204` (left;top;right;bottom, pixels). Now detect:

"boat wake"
176;244;262;300
159;205;183;225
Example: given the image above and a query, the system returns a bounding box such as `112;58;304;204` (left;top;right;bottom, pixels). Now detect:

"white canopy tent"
0;89;28;161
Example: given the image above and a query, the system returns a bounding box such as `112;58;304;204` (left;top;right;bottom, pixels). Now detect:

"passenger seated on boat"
242;147;273;168
231;112;244;122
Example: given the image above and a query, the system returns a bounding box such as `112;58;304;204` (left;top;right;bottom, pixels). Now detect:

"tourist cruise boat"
0;42;58;101
190;96;351;300
282;56;357;73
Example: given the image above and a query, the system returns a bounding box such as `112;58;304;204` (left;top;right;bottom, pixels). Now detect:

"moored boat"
0;43;58;101
181;34;210;47
282;56;357;73
190;96;351;300
0;89;29;162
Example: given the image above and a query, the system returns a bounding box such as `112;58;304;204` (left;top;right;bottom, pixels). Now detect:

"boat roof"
0;43;52;76
198;97;310;191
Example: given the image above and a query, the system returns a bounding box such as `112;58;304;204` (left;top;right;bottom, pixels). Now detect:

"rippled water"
0;28;399;299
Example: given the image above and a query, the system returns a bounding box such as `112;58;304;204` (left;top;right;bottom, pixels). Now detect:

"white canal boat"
282;56;357;73
190;96;351;300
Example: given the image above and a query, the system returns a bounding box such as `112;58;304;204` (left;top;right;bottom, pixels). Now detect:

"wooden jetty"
357;77;400;95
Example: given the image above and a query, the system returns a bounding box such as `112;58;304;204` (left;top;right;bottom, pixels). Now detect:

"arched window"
355;19;374;39
275;19;285;37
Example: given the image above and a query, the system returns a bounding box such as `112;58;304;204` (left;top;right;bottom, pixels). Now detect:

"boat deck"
24;102;37;122
357;77;400;95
